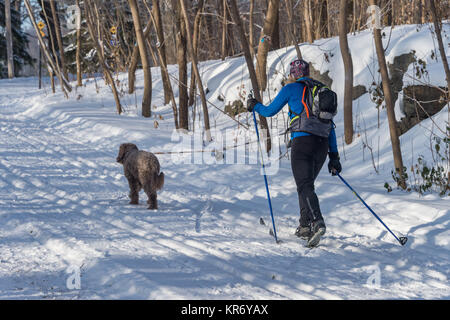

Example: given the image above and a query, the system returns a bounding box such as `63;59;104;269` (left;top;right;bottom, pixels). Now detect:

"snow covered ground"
0;23;449;299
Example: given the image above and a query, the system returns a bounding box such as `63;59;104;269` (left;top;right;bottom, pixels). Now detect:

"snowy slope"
0;23;449;299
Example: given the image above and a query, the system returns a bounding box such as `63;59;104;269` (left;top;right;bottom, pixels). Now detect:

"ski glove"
328;152;342;176
247;98;259;112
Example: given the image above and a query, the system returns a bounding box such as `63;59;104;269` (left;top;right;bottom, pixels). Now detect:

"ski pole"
250;92;280;244
334;171;407;246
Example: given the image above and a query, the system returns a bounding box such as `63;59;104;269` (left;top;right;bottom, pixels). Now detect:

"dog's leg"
143;183;157;209
148;193;157;210
126;175;139;205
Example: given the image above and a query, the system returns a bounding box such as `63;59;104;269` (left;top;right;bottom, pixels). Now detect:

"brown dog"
116;143;164;209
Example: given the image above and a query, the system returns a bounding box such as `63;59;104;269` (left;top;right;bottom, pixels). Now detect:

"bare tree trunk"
128;45;140;94
153;0;171;105
50;70;55;93
428;0;450;91
41;0;72;96
172;0;189;130
93;2;104;60
421;0;427;24
315;0;325;39
249;0;255;58
75;0;82;87
180;0;211;141
304;0;314;43
14;0;21;12
189;0;205;106
414;0;423;24
84;0;121;114
256;0;279;92
228;0;271;153
401;0;406;25
128;19;152;94
148;8;179;129
339;0;354;145
326;0;333;36
129;0;152;118
146;38;158;66
221;0;228;60
272;6;280;49
5;0;14;78
49;0;68;81
357;0;365;31
25;0;71;95
369;1;406;189
350;0;356;33
286;0;302;59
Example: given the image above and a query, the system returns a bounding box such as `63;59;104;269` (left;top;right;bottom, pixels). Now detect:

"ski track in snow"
1;24;450;300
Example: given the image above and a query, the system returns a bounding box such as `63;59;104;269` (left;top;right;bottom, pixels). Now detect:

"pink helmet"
289;59;310;79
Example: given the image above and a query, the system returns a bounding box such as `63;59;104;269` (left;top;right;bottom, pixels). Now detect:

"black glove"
247;98;259;112
328;152;342;176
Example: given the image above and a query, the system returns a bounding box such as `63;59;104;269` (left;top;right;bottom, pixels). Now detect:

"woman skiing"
247;59;342;247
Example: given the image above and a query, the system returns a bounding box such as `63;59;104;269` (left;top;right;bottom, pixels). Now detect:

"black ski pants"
290;135;329;227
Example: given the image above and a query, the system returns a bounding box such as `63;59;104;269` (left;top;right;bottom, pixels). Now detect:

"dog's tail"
155;171;164;190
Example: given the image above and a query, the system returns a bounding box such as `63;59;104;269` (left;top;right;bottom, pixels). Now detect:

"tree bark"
180;0;212;141
5;0;14;78
221;0;229;60
256;0;279;92
286;0;302;59
84;0;121;114
428;0;450;91
172;0;189;130
303;0;314;43
129;0;152;118
49;0;68;81
25;0;71;95
414;0;422;24
148;8;179;129
153;0;171;105
128;19;152;94
228;0;271;153
339;0;354;145
188;0;205;106
249;0;255;58
327;0;333;36
369;0;406;189
75;0;82;87
272;6;280;50
14;0;21;12
421;0;427;24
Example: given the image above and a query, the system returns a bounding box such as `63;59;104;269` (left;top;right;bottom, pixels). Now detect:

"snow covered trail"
0;78;448;299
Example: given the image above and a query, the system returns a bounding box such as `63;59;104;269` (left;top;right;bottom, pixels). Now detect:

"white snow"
0;23;449;299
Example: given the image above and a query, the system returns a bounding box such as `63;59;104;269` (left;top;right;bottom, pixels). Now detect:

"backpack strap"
289;81;312;119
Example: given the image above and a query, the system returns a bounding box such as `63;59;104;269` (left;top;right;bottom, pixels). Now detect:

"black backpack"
288;79;338;138
299;79;337;121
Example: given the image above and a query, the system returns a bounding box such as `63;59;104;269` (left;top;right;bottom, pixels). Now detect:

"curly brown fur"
116;143;164;209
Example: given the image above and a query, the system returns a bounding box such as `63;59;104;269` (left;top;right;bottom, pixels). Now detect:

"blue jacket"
253;78;338;153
